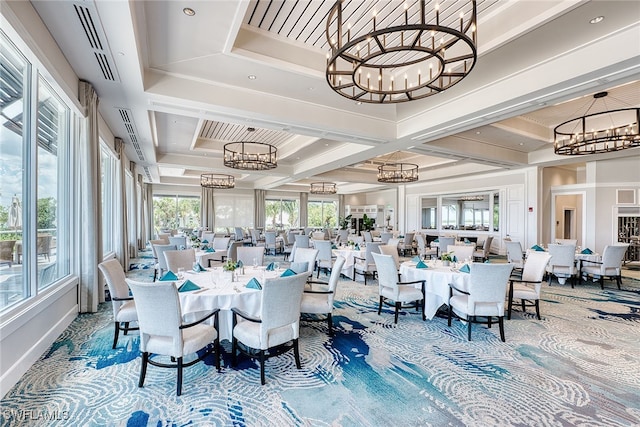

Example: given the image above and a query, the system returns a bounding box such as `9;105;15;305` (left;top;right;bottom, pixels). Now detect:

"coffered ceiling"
29;0;640;193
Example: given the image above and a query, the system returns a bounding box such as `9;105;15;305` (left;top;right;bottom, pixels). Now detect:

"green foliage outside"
265;200;299;228
0;206;8;232
308;201;336;228
37;197;56;229
153;196;200;230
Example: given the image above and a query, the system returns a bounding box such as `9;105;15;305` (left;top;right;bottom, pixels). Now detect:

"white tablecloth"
195;249;228;266
176;267;279;341
399;261;472;320
332;248;365;280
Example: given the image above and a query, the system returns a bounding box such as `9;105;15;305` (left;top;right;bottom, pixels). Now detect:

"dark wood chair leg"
138;352;148;388
498;317;505;342
327;313;333;336
260;350;266;385
176;357;183;396
293;338;302;369
394;302;401;323
534;300;541;320
616;275;622;289
123;322;130;335
507;285;514;320
521;299;526;313
447;306;453;326
378;296;383;315
112;322;120;349
600;276;604;290
467;317;472;341
231;338;238;366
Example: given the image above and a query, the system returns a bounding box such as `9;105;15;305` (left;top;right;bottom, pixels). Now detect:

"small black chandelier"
200;173;235;189
378;163;418;183
554;91;640;155
310;182;337;194
325;0;477;104
223;128;277;170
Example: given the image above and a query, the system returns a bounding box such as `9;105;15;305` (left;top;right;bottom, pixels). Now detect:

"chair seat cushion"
146;324;216;357
300;294;332;314
450;295;504;317
380;285;423;303
234;320;296;350
115;301;138;322
511;284;538;300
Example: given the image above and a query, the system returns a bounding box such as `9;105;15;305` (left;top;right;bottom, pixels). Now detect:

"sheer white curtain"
137;174;145;249
114;138;129;271
201;186;215;230
78;81;102;313
254;189;266;229
128;161;138;259
299;192;308;228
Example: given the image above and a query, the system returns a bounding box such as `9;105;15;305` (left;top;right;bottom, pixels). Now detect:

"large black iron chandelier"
554;91;640;155
325;0;477;104
310;182;337;194
377;153;419;183
200;173;235;189
224;128;277;170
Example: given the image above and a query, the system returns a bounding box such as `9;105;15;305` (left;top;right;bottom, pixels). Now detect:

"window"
440;193;499;231
36;77;70;290
0;35;27;310
308;200;337;228
214;194;253;231
421;197;437;229
100;143;117;255
0;32;71;311
153;195;201;232
265;198;299;229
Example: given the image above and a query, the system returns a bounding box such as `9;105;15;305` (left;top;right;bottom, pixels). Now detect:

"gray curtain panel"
201;186;215;230
299;192;308;228
254;189;266;229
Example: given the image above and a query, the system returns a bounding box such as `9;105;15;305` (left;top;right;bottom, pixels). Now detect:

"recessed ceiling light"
356;101;362;105
476;131;481;135
589;16;604;24
519;142;524;146
183;7;196;16
248;75;257;80
325;143;329;146
308;87;315;91
117;51;125;56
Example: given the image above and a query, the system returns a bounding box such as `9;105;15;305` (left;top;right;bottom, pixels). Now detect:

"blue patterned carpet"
2;255;640;426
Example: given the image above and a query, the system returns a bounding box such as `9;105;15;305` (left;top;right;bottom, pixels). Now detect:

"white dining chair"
164;248;196;272
236;246;265;267
292;247;319;279
301;256;346;336
581;243;629;289
507;251;551;320
98;259;138;349
447;244;475;263
546;243;577;287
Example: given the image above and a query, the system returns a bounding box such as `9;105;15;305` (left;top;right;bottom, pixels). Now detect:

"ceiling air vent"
143;166;152;182
117;108;145;162
73;3;119;82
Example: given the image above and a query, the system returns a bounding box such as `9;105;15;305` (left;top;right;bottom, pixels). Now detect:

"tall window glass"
265;198;299;229
308;200;337;228
100;143;117;255
0;36;28;309
36;77;70;290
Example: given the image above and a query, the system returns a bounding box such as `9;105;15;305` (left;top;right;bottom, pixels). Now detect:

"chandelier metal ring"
326;0;477;104
223;141;277;170
310;182;337;194
377;162;419;183
200;173;235;189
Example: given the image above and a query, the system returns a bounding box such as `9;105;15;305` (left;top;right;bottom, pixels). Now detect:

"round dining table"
172;267;280;341
399;260;472;320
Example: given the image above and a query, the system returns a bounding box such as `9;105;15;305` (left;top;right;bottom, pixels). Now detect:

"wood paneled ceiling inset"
198;121;293;146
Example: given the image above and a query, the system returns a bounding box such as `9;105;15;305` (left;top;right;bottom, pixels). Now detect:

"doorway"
563;208;575;239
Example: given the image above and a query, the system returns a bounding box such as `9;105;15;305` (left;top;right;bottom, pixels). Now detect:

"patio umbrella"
8;195;22;229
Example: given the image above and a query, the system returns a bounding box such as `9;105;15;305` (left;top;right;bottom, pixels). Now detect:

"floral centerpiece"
189;233;201;249
223;259;238;271
440;251;454;265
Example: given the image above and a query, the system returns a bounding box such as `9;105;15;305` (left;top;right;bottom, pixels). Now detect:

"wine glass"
253;257;258;269
177;268;184;280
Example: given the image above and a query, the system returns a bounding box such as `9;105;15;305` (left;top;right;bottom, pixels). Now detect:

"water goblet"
253;257;258;269
177;268;185;280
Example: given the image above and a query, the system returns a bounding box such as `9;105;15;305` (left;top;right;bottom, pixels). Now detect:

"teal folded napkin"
205;247;215;253
331;244;337;249
433;238;439;243
484;259;490;263
581;248;593;254
192;263;206;272
531;244;544;251
236;260;243;268
280;268;296;277
410;256;421;263
452;255;458;262
416;261;428;269
459;264;471;273
159;271;178;281
179;245;186;250
201;239;209;243
464;238;470;243
246;278;262;290
354;244;360;250
178;280;200;292
266;262;275;271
